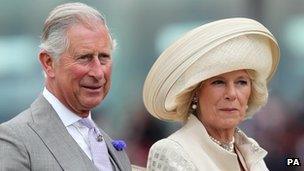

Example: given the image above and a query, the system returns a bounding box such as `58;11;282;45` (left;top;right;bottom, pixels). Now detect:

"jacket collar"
28;95;129;171
28;95;99;171
234;128;268;168
169;114;267;170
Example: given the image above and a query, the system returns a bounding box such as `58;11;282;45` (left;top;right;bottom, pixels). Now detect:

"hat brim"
143;18;280;121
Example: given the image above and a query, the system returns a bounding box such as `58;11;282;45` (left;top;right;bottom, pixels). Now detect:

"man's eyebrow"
98;52;111;57
74;50;93;56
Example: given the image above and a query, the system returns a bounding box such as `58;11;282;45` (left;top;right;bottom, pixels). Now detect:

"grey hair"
175;69;269;122
39;2;116;59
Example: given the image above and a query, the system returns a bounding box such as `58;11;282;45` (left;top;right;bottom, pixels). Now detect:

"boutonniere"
111;140;126;151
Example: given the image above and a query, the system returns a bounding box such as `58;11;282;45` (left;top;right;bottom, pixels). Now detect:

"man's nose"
89;57;104;80
224;83;237;101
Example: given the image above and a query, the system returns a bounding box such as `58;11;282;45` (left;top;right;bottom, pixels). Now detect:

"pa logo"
286;158;301;166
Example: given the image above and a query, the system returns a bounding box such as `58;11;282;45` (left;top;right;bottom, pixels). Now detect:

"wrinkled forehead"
65;20;112;49
65;22;111;52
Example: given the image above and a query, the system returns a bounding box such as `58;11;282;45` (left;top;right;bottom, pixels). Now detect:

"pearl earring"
191;95;198;110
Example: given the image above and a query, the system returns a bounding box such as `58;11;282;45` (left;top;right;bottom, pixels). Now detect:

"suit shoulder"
0;110;31;170
2;108;32;126
0;108;33;140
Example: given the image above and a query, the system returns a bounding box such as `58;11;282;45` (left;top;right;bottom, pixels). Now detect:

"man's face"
49;22;112;116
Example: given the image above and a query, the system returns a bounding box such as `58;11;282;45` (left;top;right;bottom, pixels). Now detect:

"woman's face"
197;70;251;130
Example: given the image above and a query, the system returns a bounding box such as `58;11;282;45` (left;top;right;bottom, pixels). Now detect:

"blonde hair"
246;70;268;118
175;69;268;122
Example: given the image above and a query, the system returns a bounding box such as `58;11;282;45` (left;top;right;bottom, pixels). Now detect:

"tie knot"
79;118;103;142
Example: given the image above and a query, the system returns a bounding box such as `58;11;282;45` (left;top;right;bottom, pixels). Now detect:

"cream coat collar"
168;114;268;171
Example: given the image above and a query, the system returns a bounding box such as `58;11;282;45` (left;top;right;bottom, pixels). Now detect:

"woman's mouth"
219;108;238;112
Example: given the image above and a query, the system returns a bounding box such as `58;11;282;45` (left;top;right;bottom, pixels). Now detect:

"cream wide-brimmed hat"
143;18;280;121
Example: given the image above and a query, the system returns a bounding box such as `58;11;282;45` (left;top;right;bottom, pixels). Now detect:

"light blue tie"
79;118;113;171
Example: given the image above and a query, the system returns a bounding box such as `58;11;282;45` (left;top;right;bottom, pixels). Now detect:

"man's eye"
98;54;110;59
211;80;225;85
98;54;111;63
78;54;92;61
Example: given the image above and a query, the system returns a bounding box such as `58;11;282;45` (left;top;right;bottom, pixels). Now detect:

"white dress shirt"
43;88;93;160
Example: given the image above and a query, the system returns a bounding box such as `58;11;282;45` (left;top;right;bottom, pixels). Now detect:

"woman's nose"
224;84;237;101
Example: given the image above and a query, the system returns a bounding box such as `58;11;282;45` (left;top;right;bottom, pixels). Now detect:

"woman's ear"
38;50;56;78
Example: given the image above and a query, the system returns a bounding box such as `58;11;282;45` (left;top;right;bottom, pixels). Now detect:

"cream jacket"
147;115;268;171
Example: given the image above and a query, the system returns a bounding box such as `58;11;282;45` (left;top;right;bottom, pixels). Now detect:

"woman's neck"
203;123;235;144
203;123;236;153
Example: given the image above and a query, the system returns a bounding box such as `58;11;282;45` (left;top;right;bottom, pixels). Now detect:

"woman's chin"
217;119;240;130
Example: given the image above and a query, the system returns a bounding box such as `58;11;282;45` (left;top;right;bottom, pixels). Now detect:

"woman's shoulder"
149;138;183;157
146;138;197;171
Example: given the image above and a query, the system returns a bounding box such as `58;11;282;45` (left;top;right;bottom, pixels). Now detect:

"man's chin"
81;98;103;109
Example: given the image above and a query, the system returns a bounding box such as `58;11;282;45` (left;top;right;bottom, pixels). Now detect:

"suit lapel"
28;95;98;171
99;129;123;171
99;129;131;171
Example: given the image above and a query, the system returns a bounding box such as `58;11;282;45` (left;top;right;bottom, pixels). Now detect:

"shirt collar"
42;87;91;127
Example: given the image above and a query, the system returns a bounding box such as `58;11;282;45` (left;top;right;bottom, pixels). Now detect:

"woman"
143;18;280;171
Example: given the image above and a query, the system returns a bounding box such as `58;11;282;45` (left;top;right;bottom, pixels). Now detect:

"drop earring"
192;97;198;109
191;93;198;111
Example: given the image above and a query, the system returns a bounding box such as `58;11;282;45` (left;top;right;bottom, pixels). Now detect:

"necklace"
209;135;235;153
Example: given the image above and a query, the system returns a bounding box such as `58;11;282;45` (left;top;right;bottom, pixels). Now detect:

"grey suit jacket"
0;95;131;171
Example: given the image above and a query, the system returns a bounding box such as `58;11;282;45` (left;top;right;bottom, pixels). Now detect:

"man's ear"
39;50;56;78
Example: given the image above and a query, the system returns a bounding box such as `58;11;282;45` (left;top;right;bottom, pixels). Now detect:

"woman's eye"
237;80;248;85
211;80;225;85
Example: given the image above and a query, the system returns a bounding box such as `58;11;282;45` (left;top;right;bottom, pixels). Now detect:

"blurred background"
0;0;303;170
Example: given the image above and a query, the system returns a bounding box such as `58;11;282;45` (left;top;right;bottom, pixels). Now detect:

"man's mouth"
82;85;102;89
81;85;103;93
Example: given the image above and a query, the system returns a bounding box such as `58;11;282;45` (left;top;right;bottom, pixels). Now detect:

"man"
0;3;131;171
